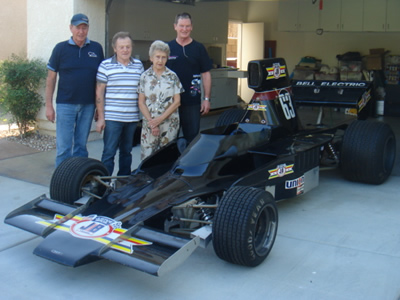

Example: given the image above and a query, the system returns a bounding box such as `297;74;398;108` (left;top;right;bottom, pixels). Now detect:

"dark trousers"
179;104;201;144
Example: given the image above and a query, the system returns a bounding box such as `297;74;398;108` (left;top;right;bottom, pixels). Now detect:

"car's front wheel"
50;157;109;204
213;186;278;267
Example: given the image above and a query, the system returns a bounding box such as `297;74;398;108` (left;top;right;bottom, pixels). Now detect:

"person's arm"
95;82;107;133
147;93;181;129
45;70;57;123
200;71;211;115
138;92;152;124
139;92;158;136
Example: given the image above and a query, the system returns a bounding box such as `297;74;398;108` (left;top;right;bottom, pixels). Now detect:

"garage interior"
105;0;400;184
106;0;400;117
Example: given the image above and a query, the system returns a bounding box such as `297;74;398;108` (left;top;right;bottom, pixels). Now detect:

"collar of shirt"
68;37;90;46
111;55;136;66
148;66;171;78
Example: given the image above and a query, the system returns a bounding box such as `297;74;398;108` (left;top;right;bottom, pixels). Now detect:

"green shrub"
0;54;47;136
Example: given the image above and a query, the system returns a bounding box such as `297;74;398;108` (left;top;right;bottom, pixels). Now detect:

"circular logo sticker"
70;216;116;239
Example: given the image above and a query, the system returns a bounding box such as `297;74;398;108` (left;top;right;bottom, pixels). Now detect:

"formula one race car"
5;58;396;276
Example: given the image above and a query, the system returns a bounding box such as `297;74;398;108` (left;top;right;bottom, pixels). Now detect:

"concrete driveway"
1;112;400;300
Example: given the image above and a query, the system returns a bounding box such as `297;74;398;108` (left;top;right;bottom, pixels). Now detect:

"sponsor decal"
345;108;357;116
294;81;367;87
36;214;152;254
266;63;286;80
248;103;267;111
285;176;305;195
268;163;294;179
358;89;371;112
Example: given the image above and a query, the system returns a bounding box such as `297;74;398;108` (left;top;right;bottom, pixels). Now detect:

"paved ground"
1;110;400;300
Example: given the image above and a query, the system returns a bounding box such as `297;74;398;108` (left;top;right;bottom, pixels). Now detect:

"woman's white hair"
149;40;170;58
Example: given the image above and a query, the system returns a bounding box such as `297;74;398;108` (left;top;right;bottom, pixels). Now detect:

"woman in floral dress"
138;40;184;159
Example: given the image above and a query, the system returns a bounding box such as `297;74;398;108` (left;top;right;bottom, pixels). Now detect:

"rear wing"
291;80;374;119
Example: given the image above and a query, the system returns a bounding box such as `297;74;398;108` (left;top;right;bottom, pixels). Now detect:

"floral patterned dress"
138;67;184;159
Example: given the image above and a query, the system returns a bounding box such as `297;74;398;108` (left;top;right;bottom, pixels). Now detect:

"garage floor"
0;107;399;300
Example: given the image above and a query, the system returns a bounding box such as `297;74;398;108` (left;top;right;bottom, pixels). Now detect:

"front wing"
5;195;201;276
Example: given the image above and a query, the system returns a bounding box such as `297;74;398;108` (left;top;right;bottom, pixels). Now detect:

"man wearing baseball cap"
45;13;104;167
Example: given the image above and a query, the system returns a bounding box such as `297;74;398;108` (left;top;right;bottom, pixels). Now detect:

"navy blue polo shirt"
47;38;104;105
167;39;212;106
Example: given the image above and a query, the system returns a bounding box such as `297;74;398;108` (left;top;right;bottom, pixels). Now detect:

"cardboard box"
365;54;383;70
315;73;338;80
340;71;362;81
293;68;314;80
369;48;385;55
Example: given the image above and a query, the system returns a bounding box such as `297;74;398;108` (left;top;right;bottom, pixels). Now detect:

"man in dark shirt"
167;12;212;144
45;13;104;167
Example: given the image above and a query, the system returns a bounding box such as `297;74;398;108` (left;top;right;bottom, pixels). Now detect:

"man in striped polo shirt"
96;31;144;175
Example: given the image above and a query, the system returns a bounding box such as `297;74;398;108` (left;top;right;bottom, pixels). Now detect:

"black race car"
5;58;396;276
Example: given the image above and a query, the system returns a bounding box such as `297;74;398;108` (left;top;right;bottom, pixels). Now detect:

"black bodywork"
5;58;396;276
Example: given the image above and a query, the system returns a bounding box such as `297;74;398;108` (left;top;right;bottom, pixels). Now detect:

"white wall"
27;0;105;61
0;0;27;60
27;0;106;135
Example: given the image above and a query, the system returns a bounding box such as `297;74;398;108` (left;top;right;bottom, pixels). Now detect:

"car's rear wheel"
340;120;396;184
215;108;246;127
213;186;278;267
50;157;109;204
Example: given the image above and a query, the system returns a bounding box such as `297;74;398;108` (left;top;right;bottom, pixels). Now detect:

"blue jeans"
55;103;95;167
179;104;201;144
102;120;137;176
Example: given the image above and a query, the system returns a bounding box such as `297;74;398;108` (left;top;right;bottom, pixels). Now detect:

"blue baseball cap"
71;13;89;26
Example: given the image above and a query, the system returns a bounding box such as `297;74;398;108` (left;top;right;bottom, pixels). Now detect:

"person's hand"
148;117;161;129
96;118;106;133
151;126;160;136
200;100;210;115
46;106;55;123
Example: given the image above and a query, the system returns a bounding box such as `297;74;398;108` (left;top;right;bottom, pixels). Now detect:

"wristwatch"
204;97;210;101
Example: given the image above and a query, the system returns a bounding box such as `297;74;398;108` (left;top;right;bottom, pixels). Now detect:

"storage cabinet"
208;70;247;110
320;0;342;31
278;0;319;32
340;0;363;31
278;0;300;31
363;0;386;31
385;0;400;32
279;0;400;33
319;0;363;32
298;1;320;32
363;0;400;32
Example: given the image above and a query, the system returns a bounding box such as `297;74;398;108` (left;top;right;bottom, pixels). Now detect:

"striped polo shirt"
96;55;144;122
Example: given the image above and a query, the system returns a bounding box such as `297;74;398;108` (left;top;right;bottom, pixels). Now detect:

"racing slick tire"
50;157;110;204
215;108;246;127
212;186;278;267
340;120;396;184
